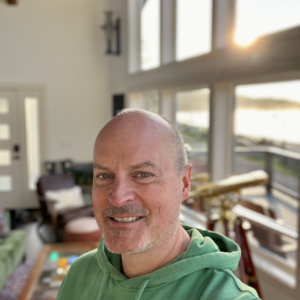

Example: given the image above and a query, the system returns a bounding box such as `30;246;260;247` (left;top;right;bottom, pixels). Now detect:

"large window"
234;80;300;265
127;0;300;290
176;0;212;61
176;88;210;174
235;0;300;46
141;0;160;70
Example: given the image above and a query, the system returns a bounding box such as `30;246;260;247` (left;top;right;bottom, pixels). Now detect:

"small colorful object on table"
57;257;68;268
49;252;59;261
30;250;82;299
68;255;78;264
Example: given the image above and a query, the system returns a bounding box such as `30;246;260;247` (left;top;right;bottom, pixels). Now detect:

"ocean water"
235;109;300;145
176;109;300;145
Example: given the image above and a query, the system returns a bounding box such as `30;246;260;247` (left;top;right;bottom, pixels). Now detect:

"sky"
176;0;212;61
141;0;213;68
235;0;300;45
141;0;160;70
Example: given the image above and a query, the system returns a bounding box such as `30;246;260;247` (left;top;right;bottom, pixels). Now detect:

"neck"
121;222;190;278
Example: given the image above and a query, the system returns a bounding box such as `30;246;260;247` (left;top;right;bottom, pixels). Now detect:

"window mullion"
128;0;141;73
161;0;176;65
209;82;235;181
212;0;236;50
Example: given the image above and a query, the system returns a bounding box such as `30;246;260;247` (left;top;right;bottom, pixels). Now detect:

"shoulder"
56;249;102;300
63;248;100;281
70;248;98;269
199;268;260;300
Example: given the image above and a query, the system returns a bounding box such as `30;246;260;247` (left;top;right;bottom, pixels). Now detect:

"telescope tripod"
188;171;269;299
208;215;262;299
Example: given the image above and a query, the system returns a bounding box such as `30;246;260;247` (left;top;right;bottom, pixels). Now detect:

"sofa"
0;211;27;291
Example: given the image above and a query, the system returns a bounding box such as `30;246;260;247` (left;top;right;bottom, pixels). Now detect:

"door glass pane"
25;98;40;190
0;150;11;166
0;176;12;192
234;80;300;266
0;124;10;140
0;98;9;114
141;0;160;70
235;0;300;46
176;0;212;61
176;88;210;174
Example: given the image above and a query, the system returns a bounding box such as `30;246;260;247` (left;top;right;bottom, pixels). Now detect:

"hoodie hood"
96;224;241;289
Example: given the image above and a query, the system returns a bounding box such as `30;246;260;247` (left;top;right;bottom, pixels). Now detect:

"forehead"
94;114;175;167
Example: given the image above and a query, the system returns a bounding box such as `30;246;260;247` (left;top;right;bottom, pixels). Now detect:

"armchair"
36;174;94;241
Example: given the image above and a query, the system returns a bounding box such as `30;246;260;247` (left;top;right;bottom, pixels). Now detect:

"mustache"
102;203;148;217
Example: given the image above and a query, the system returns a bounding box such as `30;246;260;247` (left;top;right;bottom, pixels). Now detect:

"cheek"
154;184;181;220
93;183;111;200
148;190;177;222
151;182;180;205
92;189;109;214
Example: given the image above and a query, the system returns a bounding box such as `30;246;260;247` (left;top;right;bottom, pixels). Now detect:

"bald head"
95;109;187;176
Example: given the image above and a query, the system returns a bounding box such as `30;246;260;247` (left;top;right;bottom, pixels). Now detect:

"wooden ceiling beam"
7;0;17;5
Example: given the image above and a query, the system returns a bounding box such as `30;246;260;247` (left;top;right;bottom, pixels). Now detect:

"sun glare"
235;0;300;47
234;34;256;47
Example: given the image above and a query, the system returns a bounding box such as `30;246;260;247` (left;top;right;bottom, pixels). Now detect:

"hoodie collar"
96;225;241;289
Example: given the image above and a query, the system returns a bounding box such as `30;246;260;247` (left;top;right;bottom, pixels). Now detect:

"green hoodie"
57;225;260;300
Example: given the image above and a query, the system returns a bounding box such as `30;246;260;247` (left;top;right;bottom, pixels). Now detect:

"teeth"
113;217;140;223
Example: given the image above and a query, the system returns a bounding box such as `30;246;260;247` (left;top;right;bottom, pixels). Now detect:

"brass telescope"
189;170;269;201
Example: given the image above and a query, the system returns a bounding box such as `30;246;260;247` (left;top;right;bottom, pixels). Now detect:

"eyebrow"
93;163;111;171
129;161;158;170
93;161;160;172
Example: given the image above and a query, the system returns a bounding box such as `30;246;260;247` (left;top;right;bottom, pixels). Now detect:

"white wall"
105;0;129;95
0;0;113;162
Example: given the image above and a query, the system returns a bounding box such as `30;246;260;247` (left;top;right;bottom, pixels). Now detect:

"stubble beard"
102;214;180;255
99;187;182;255
99;203;151;254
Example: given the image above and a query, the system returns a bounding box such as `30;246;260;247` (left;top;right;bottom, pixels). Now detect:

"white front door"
0;89;41;209
0;91;21;207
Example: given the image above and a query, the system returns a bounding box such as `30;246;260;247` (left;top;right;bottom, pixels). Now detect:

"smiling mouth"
110;217;143;223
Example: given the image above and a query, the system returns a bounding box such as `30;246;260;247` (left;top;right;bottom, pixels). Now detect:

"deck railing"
186;145;300;199
235;146;300;199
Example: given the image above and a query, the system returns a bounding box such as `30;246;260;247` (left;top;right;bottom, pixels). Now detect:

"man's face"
92;116;186;254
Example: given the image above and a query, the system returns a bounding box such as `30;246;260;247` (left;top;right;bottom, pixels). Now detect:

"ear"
181;163;192;202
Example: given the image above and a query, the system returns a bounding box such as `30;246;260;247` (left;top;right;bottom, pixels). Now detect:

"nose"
108;177;135;207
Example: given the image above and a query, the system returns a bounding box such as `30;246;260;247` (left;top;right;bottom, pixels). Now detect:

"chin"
103;230;154;254
106;241;154;254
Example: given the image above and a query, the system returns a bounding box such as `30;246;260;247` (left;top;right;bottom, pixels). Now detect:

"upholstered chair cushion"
45;186;85;212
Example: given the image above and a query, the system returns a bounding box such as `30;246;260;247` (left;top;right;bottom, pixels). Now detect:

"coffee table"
18;242;98;300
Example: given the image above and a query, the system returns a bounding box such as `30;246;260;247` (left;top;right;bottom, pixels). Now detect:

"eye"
98;174;111;180
137;172;151;178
